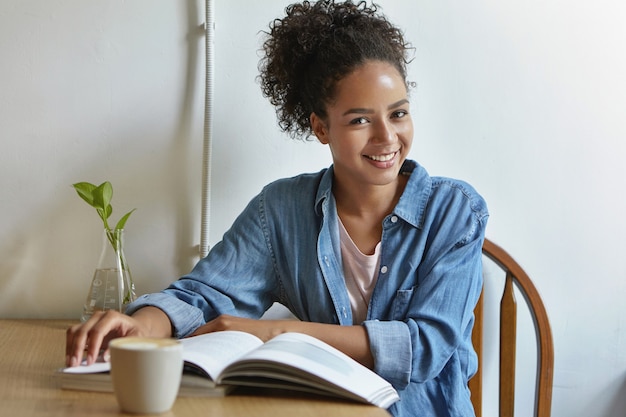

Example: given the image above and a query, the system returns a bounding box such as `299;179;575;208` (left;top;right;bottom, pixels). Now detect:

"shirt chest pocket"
390;287;415;320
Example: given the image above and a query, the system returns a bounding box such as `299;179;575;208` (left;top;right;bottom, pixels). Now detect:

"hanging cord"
200;0;215;258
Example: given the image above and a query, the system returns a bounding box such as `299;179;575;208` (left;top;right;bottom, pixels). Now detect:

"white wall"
1;1;624;416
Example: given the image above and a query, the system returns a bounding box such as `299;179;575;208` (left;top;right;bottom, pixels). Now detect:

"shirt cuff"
125;293;206;338
363;319;412;388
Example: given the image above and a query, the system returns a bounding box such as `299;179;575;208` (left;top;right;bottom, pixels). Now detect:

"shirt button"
380;266;388;274
390;215;398;223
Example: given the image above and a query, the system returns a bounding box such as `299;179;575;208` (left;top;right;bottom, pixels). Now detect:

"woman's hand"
65;307;171;367
189;315;286;342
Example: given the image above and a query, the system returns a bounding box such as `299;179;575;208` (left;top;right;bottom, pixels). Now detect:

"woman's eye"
350;117;369;125
392;110;408;119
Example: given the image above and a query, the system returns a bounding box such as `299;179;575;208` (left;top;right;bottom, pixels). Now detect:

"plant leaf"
101;182;113;206
105;204;113;220
115;209;136;230
73;180;133;232
93;181;113;211
72;182;97;207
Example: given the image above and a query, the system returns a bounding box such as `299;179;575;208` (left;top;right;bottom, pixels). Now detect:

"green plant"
73;181;136;304
72;181;135;232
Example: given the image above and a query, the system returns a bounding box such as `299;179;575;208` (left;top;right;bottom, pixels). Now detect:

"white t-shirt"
338;218;381;324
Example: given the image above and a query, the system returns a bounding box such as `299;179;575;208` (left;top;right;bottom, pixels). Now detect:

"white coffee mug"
109;337;183;414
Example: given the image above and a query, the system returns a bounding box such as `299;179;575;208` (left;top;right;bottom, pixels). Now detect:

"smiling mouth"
364;151;398;162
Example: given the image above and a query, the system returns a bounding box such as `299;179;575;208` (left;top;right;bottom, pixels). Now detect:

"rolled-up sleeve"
125;293;206;338
363;319;413;387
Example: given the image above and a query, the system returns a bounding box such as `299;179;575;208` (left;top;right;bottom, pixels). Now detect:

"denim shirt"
127;159;489;417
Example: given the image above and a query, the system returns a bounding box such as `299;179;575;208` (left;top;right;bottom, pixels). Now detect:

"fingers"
65;307;173;366
187;315;277;342
65;310;127;367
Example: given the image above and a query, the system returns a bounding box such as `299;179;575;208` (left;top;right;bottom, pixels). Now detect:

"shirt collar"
314;160;432;229
315;165;335;217
394;159;432;229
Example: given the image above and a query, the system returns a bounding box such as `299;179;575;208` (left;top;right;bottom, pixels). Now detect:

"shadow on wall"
604;372;626;417
164;0;206;271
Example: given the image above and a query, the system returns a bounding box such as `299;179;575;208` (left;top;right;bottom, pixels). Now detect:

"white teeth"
368;152;396;162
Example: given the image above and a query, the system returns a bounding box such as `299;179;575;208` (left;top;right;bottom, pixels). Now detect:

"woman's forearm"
189;315;374;368
283;321;374;368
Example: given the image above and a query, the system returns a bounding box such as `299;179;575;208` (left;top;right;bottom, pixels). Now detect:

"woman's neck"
334;174;407;218
333;175;408;255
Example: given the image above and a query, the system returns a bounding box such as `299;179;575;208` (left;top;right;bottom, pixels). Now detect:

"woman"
66;1;488;416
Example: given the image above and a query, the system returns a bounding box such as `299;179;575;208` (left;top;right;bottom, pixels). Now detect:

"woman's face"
311;60;413;191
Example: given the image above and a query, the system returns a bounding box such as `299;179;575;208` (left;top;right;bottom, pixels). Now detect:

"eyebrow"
342;99;410;116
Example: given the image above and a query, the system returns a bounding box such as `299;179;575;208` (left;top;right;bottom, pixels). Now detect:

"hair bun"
258;0;411;139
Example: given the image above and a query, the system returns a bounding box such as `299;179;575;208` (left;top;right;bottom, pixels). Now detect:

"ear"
310;113;329;144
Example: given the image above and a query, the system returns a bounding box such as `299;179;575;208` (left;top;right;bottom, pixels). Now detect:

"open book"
60;331;399;408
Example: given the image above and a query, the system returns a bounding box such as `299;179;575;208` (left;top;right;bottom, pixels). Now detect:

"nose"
372;119;396;144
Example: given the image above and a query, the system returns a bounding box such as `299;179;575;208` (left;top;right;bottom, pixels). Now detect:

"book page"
180;330;264;380
62;330;263;381
62;361;110;374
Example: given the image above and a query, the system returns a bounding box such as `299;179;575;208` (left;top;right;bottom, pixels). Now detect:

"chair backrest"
469;238;554;417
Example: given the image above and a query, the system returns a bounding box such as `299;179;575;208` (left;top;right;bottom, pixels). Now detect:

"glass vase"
81;229;137;322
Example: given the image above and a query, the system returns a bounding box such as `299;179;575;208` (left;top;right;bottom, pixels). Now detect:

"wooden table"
0;320;390;417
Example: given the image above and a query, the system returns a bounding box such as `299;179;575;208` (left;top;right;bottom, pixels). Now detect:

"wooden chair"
469;238;554;417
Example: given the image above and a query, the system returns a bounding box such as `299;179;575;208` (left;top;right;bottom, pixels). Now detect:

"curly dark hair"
258;0;412;140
